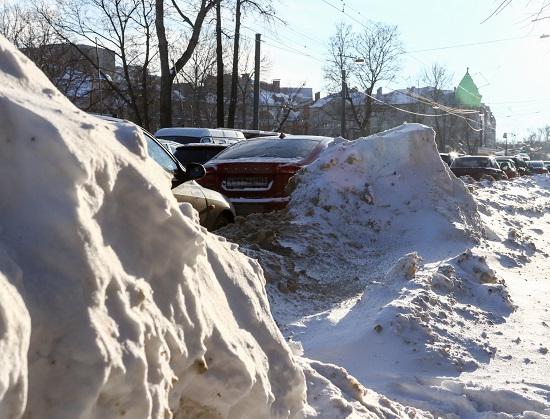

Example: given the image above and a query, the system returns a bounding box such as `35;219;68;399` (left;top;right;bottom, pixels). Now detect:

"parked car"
155;127;246;145
450;156;508;181
527;160;549;175
200;135;334;215
440;153;456;166
97;116;236;230
220;128;285;139
509;156;531;176
496;158;519;178
156;138;182;154
544;161;550;171
173;143;229;165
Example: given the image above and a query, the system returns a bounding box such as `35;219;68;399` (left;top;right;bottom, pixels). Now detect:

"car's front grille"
222;176;273;191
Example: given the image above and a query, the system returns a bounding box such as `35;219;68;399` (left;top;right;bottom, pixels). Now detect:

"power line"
405;35;532;54
318;0;369;30
480;0;513;24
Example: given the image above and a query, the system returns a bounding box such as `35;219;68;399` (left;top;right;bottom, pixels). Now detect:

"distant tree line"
0;0;275;131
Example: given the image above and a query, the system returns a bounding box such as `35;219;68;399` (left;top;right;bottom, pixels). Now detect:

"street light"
340;55;365;138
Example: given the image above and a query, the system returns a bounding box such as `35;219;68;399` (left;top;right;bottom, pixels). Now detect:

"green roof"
455;68;482;108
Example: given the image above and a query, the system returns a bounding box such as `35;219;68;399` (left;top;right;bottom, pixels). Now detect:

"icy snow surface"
222;124;550;417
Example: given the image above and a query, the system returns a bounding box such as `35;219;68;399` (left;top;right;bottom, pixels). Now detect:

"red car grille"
222;176;273;191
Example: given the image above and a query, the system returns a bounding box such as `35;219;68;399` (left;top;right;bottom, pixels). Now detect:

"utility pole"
252;33;261;130
341;69;346;138
95;38;103;115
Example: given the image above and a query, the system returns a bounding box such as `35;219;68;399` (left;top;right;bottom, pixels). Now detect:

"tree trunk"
156;0;217;128
155;0;173;127
227;0;241;128
215;0;224;127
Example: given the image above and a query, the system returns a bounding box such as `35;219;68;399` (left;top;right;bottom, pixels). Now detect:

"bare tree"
155;0;218;128
350;22;403;136
421;63;453;149
215;0;225;126
36;0;157;129
176;31;218;126
324;22;403;137
323;22;355;92
226;0;275;128
273;84;306;132
234;38;270;128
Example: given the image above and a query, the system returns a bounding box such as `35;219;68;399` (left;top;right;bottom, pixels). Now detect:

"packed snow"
222;125;550;417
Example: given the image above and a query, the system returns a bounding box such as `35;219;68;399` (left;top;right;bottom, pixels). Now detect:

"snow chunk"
0;249;29;419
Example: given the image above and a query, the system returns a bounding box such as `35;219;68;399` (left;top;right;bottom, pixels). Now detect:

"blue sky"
239;0;550;140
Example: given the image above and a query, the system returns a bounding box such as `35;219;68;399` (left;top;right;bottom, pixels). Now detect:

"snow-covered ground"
2;32;550;418
222;127;550;418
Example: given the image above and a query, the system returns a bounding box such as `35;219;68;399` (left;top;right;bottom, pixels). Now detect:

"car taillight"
277;164;302;174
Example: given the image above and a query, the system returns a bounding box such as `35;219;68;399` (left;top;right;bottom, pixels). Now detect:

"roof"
455;69;482;107
155;127;212;137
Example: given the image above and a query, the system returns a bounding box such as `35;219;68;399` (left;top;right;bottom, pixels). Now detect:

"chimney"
376;87;383;98
272;79;281;92
315;91;321;101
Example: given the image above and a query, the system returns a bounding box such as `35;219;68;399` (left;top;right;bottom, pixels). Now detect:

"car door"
145;133;209;223
172;181;209;224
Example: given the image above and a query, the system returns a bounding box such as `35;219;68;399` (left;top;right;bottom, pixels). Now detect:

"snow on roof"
311;86;455;109
380;86;454;105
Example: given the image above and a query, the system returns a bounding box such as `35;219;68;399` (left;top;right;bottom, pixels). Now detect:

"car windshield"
213;139;321;160
156;135;201;145
451;157;492;168
529;161;544;168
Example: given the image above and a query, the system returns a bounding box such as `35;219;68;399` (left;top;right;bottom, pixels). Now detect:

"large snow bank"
0;35;309;418
288;124;482;255
222;125;550;416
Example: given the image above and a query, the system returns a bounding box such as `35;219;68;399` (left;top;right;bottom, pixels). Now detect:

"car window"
174;147;227;165
146;135;179;174
214;139;321;160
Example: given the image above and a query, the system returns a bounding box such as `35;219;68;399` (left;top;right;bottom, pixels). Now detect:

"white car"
155;127;246;145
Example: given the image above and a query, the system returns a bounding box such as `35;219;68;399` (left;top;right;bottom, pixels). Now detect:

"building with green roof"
455;68;482;108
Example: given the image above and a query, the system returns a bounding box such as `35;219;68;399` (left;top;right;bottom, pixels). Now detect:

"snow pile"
221;124;550;416
0;36;310;418
288;124;481;249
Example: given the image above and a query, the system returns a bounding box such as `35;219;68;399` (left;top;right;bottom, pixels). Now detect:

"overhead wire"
226;0;542;130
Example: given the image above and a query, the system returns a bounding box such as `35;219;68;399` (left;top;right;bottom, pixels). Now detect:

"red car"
527;160;549;175
450;156;508;181
199;135;334;215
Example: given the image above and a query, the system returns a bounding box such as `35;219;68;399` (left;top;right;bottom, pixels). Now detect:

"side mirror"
185;163;206;180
